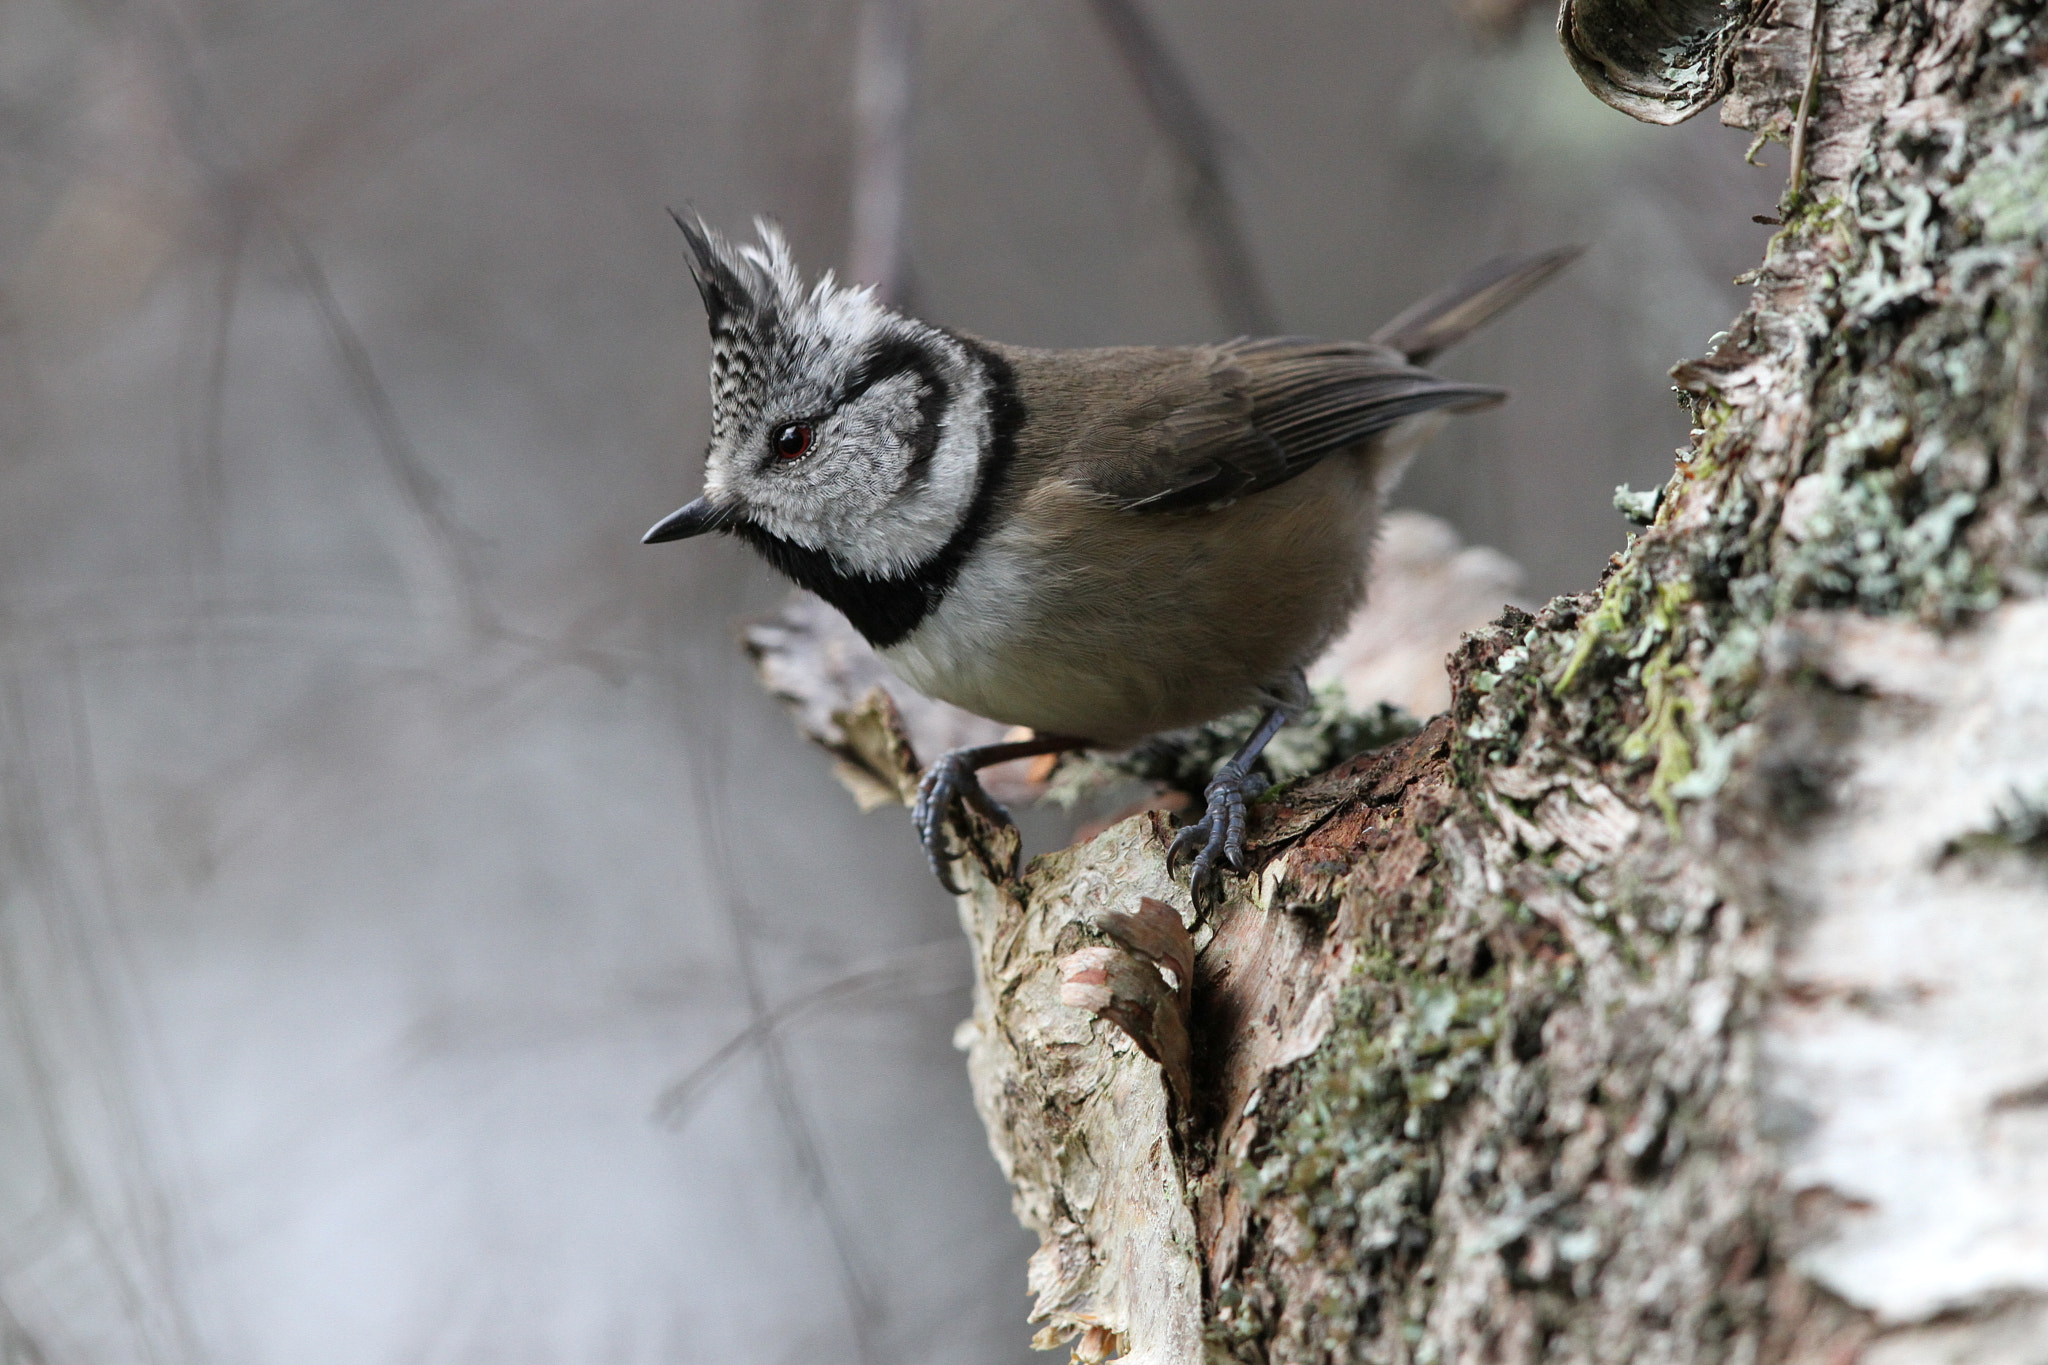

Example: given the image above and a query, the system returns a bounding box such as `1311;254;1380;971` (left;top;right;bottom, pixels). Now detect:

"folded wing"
1078;340;1501;515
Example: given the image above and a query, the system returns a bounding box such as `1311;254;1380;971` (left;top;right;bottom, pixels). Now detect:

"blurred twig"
1082;0;1277;335
849;0;917;304
277;217;495;636
1783;1;1826;211
1454;0;1550;41
654;939;968;1129
675;649;886;1364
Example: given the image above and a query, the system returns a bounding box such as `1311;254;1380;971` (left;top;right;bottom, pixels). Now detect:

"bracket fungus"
1559;0;1750;124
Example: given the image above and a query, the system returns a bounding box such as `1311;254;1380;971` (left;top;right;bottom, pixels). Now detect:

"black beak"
641;496;735;544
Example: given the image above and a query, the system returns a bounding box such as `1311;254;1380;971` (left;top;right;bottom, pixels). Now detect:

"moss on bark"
765;3;2048;1359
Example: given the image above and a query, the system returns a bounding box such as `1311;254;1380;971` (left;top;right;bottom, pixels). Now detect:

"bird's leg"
1167;699;1293;897
914;734;1088;894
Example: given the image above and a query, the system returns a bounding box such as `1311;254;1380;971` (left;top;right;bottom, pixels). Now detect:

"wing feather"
1076;339;1501;515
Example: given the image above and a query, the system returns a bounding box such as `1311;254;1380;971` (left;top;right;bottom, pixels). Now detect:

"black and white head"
644;218;1007;632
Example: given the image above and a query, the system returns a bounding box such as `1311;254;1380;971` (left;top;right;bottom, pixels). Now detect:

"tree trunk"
759;2;2048;1359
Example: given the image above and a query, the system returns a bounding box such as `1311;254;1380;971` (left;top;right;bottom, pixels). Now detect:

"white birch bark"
755;3;2048;1357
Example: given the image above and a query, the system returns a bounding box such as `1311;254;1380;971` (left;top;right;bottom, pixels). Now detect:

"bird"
644;215;1576;897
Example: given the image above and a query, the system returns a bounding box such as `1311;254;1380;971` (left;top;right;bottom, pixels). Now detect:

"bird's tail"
1371;245;1583;365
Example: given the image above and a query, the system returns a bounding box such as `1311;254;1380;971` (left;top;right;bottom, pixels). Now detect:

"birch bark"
758;3;2048;1358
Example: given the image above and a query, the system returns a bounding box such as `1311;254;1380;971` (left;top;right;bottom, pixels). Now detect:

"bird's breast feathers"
879;454;1382;745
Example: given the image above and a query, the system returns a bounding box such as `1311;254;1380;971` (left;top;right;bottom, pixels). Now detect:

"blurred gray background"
0;1;1774;1360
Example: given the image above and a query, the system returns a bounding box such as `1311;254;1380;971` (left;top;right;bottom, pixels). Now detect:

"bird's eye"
772;422;814;460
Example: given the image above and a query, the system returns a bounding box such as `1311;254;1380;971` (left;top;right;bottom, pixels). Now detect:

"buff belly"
880;455;1382;748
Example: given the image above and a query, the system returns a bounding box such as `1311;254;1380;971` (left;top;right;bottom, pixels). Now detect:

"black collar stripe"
730;338;1019;649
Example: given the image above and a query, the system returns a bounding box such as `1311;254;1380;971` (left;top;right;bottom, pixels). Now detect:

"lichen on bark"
750;2;2048;1359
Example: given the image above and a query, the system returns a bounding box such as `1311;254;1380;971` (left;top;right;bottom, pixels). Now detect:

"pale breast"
880;455;1382;747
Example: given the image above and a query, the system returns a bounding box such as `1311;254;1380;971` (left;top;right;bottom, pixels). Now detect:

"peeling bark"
751;3;2048;1360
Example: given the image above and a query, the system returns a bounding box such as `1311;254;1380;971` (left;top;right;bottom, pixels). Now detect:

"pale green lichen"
1614;483;1663;526
1548;573;1710;828
1551;572;1640;696
1767;193;1852;264
1761;54;2048;625
1223;961;1521;1357
1697;618;1763;703
1955;131;2048;244
1205;16;2048;1365
1620;644;1699;834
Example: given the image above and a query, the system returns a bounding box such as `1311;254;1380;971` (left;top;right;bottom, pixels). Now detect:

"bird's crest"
670;213;894;451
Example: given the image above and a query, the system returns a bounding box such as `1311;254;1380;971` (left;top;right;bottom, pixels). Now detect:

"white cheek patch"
828;374;928;489
689;232;999;583
825;351;989;578
725;342;990;578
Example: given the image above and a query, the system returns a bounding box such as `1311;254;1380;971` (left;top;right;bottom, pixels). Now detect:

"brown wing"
1073;339;1503;515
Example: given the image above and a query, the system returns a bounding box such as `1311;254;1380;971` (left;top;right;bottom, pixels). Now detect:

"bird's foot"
913;749;1015;895
1167;766;1268;898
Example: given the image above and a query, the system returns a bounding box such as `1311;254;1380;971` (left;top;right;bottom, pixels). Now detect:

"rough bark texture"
757;3;2048;1360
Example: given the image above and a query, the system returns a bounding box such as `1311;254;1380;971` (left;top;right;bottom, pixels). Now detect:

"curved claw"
1167;771;1260;897
1165;820;1207;872
912;753;1014;895
913;759;969;894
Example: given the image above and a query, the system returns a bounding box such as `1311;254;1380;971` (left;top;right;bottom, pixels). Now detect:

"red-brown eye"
772;422;813;460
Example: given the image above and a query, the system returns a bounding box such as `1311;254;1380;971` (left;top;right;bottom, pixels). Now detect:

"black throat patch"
728;338;1022;650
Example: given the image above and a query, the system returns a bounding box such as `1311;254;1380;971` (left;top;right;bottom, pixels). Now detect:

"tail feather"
1371;245;1583;365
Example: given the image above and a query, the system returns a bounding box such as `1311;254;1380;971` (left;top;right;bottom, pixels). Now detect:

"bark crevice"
753;3;2048;1359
